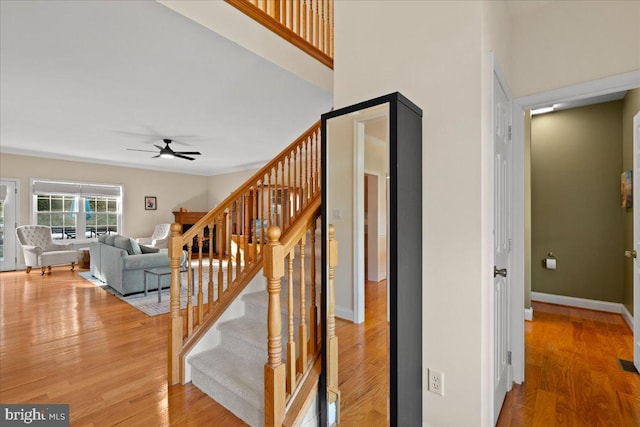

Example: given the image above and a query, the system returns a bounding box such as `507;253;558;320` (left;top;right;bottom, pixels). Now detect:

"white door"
493;68;512;424
634;112;640;372
0;179;18;271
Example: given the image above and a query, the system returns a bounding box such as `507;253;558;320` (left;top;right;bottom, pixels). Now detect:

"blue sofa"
90;234;185;295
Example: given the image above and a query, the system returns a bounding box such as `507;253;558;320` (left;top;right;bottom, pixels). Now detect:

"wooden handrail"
168;120;321;388
225;0;334;69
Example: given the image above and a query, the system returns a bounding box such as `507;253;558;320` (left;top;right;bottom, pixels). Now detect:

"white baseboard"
524;307;533;321
531;292;634;329
621;304;634;331
334;306;353;322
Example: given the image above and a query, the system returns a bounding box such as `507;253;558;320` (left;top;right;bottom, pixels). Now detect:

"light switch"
334;208;342;220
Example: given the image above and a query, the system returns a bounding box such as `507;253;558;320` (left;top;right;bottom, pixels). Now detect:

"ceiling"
0;1;333;176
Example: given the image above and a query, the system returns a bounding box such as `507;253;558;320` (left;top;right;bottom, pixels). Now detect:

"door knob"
624;250;637;259
494;266;507;278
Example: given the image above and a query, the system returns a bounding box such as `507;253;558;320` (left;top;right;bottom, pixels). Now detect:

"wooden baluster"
243;193;251;263
302;0;307;41
294;0;300;35
314;0;319;48
186;239;194;337
208;220;214;307
309;220;317;353
274;164;279;231
236;197;242;279
268;170;273;228
316;130;320;196
287;154;292;227
280;160;285;232
225;211;232;288
319;0;324;52
299;144;304;210
286;251;296;393
327;224;340;415
168;223;184;385
217;215;224;302
297;234;307;373
253;187;259;256
305;136;313;200
197;233;204;324
261;179;266;251
263;226;285;427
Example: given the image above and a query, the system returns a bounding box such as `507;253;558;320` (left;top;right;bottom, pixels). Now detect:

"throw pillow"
98;235;108;243
104;234;119;246
139;244;160;254
114;236;136;255
129;238;142;255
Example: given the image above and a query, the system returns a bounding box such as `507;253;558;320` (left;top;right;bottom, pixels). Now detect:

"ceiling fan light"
160;153;174;159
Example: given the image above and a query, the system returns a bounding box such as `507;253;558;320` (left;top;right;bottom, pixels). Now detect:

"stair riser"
192;366;263;427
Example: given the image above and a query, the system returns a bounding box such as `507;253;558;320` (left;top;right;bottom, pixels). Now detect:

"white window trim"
30;178;124;244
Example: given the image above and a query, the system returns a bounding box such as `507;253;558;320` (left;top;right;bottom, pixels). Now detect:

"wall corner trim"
524;307;533;321
621;304;634;331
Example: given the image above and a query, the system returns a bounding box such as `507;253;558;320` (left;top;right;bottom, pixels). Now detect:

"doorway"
0;179;19;271
508;71;640;393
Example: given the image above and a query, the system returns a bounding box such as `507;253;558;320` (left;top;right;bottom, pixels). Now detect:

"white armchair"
16;225;78;274
136;223;171;249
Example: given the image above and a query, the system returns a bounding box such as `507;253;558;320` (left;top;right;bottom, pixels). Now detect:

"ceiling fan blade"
153;144;165;151
127;148;157;153
174;153;196;161
175;151;201;155
152;154;161;158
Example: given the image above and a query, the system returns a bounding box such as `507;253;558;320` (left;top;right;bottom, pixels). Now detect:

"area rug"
78;271;211;317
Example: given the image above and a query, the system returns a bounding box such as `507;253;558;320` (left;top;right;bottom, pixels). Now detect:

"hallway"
497;302;640;426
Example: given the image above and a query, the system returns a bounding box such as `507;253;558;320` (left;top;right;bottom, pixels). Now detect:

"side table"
143;266;194;303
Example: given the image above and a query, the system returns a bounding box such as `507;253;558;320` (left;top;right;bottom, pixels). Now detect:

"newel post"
264;226;286;426
168;222;184;385
327;224;340;417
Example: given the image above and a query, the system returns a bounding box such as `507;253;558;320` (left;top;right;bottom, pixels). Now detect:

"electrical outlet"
428;369;444;396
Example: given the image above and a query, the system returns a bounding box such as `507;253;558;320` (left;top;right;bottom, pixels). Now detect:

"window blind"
33;180;121;197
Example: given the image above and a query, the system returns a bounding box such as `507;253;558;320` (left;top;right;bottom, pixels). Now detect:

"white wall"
335;1;486;425
157;0;333;93
207;168;259;208
509;0;640;98
326;114;355;320
0;154;209;238
335;1;637;425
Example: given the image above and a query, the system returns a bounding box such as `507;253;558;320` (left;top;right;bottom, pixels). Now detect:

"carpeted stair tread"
190;347;264;425
219;316;268;354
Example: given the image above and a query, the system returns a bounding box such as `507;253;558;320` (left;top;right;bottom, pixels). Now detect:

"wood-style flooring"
335;280;389;426
0;268;247;426
497;301;640;427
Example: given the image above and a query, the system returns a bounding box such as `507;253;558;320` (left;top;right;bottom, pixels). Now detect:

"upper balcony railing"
225;0;333;69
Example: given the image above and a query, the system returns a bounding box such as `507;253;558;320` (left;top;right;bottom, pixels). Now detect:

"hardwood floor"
335;280;389;426
497;301;640;427
0;269;247;426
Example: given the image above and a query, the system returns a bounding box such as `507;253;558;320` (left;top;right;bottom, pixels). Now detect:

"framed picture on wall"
621;170;632;208
145;196;157;210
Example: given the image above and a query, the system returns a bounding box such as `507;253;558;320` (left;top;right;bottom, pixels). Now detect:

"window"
32;180;122;241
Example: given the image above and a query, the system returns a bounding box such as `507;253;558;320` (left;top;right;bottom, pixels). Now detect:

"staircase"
167;121;326;426
190;224;320;426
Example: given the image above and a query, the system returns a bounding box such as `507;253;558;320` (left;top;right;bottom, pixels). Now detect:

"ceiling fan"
127;139;201;161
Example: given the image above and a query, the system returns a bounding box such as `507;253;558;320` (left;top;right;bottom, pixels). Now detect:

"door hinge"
508;125;512;141
507;351;512;365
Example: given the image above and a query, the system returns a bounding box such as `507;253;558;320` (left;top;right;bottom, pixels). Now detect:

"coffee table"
143;266;194;303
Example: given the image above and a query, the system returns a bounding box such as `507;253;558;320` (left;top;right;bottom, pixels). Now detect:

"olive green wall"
622;88;640;314
531;100;623;302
